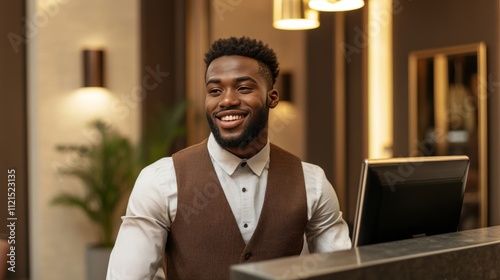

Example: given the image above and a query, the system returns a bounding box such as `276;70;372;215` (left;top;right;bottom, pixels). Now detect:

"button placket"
239;168;252;233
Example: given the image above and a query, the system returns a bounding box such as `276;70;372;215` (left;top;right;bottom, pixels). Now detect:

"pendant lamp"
273;0;320;30
309;0;364;12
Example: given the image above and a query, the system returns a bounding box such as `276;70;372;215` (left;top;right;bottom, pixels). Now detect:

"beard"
206;105;269;150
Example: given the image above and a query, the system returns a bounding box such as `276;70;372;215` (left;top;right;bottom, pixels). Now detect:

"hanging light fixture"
273;0;320;30
309;0;364;12
83;49;105;87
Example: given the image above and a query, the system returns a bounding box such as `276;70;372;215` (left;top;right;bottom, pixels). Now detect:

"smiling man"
107;36;351;280
205;53;278;159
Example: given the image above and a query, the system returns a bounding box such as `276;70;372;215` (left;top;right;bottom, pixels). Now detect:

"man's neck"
224;135;268;159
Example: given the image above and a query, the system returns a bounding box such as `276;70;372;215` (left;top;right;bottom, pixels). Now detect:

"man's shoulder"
269;143;301;160
173;139;208;158
268;144;321;171
268;144;326;176
141;157;174;176
300;161;325;175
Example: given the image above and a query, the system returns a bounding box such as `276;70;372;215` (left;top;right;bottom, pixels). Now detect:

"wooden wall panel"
0;1;30;279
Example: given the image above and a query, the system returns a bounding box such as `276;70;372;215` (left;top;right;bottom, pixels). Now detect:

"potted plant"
52;100;187;279
53;119;140;279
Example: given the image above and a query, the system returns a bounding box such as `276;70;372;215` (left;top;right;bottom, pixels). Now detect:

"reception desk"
231;226;500;279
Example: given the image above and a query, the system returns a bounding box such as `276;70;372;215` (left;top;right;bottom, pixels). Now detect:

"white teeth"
221;115;243;121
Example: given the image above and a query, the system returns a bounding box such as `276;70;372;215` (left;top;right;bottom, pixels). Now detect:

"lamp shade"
273;0;320;30
309;0;364;11
83;49;105;87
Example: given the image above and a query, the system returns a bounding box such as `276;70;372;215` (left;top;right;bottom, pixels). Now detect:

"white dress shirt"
107;134;351;280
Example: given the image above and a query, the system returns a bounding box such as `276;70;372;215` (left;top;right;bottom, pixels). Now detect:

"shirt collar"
207;133;270;176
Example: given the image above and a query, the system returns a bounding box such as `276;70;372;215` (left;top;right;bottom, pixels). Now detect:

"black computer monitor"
351;155;469;247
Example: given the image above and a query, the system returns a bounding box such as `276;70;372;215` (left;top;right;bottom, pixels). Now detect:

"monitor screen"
351;155;469;247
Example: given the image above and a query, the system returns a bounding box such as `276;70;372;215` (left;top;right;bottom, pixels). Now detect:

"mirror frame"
408;42;488;228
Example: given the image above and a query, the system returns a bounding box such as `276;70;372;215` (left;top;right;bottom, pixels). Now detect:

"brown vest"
166;140;307;280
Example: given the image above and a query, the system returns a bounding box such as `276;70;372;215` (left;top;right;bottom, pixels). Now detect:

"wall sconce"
83;49;105;87
309;0;364;12
275;72;293;102
273;0;320;30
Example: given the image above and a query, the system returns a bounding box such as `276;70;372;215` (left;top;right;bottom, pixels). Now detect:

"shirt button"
240;162;247;167
244;252;252;260
243;223;248;228
242;187;247;192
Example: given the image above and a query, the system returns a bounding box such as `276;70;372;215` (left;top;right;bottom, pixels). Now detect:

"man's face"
205;55;278;154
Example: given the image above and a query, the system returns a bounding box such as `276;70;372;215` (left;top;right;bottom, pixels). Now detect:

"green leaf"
52;99;187;247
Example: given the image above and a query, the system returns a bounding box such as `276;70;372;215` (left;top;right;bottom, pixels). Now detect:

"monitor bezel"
351;155;470;247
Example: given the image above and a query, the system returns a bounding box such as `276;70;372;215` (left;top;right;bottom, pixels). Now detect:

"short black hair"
204;36;280;89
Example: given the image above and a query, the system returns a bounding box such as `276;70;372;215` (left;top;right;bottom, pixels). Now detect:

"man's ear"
268;88;279;109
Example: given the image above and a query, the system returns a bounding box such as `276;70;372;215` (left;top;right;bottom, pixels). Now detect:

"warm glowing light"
273;0;320;30
368;0;393;159
273;18;320;30
73;87;111;105
268;101;304;158
309;0;364;12
62;87;115;120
